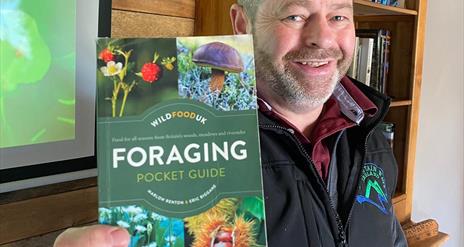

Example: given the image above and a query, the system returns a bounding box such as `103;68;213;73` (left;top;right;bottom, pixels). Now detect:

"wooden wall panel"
111;0;195;38
113;0;195;18
111;10;194;38
194;0;235;35
0;187;97;244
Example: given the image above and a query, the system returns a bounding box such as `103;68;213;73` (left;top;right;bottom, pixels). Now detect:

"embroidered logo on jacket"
356;163;390;215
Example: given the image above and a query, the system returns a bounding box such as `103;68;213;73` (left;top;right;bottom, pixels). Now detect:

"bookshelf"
194;0;427;224
354;0;427;224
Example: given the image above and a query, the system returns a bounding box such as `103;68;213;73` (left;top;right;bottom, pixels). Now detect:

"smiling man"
55;0;406;246
235;0;356;134
230;0;406;246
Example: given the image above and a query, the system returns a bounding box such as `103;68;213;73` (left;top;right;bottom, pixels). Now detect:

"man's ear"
230;4;250;35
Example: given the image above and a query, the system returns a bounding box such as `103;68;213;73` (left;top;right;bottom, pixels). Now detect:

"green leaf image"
238;196;265;221
0;9;51;92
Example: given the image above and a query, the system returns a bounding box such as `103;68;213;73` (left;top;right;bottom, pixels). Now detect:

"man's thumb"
54;225;130;247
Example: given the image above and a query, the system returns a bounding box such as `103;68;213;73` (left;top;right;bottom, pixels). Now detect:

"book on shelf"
347;37;360;79
356;30;383;91
381;30;392;94
356;37;374;87
96;35;267;247
370;0;405;8
348;29;391;94
390;0;406;8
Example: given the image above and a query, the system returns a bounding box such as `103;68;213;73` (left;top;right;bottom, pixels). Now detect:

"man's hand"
54;225;130;247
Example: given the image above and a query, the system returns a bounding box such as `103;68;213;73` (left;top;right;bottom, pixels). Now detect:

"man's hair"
237;0;262;23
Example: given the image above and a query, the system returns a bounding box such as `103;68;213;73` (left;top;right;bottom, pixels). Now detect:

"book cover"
96;35;267;247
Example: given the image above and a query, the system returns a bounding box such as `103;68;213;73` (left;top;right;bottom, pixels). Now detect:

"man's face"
252;0;355;112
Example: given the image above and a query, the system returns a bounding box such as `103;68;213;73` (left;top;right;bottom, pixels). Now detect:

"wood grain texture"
404;0;428;222
0;178;97;205
0;187;98;244
393;195;408;223
409;232;449;247
113;0;195;18
194;0;235;35
111;10;194;38
390;100;413;107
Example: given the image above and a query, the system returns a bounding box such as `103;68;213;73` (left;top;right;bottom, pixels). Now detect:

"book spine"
348;37;360;79
378;30;386;93
358;38;374;86
355;38;363;80
381;30;391;94
371;30;383;93
355;38;363;82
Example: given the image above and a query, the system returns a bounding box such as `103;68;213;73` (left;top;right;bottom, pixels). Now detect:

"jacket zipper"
261;124;348;247
343;128;375;235
343;94;391;234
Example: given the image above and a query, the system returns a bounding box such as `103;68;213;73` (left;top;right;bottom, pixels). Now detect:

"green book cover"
96;35;267;247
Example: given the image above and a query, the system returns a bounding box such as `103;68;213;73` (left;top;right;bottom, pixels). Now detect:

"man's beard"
255;47;352;112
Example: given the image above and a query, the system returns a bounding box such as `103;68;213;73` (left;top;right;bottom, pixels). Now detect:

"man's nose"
302;16;336;49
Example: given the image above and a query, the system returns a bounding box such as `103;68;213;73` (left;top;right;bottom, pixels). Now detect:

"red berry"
216;231;233;243
141;63;161;83
99;48;114;63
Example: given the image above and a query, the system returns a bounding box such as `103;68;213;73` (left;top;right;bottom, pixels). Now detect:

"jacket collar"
346;77;391;129
258;76;391;130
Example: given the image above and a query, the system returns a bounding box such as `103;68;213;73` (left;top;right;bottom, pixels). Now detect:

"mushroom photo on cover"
192;42;244;93
177;36;256;111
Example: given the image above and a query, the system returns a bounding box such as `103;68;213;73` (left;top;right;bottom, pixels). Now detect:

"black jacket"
258;81;407;246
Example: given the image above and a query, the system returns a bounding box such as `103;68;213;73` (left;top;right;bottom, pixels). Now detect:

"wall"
412;0;464;246
111;0;195;37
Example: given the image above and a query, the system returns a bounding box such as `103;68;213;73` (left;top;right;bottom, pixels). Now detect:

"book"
356;29;385;93
347;37;360;79
351;29;392;94
390;0;405;8
96;35;267;247
380;30;392;94
357;38;375;86
371;0;405;8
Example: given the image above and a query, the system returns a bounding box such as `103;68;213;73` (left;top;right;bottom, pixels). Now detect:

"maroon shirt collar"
258;76;378;180
257;76;378;143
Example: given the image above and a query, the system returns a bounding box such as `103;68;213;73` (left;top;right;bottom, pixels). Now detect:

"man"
55;0;406;246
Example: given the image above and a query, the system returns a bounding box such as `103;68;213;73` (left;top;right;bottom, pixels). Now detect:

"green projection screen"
1;0;76;148
0;0;112;192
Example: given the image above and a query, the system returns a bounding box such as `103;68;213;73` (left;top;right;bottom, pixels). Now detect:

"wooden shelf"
354;0;418;16
393;193;407;204
409;232;449;247
391;100;412;107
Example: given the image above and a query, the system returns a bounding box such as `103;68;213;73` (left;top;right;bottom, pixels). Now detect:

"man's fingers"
54;225;130;247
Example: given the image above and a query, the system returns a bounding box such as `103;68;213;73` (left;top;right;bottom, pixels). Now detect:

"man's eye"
332;15;346;22
284;15;305;22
